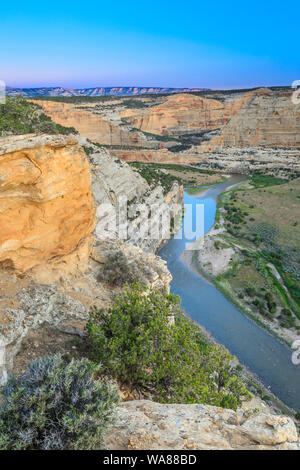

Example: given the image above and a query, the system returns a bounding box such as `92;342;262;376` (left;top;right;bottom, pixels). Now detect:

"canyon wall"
32;88;300;177
32;100;158;147
120;90;258;136
197;89;300;151
0;134;95;273
84;138;184;253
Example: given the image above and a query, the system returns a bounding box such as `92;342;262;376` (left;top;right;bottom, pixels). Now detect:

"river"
158;176;300;411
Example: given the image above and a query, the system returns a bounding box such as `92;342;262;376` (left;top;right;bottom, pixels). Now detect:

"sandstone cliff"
32;100;167;148
198;89;300;151
0;134;95;273
120;90;257;136
83;138;184;253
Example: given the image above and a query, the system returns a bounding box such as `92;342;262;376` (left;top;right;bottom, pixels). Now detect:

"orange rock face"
0;135;95;273
120;91;256;136
32;100;151;147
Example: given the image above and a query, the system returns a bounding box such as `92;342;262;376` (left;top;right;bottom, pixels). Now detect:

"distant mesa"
6;86;209;97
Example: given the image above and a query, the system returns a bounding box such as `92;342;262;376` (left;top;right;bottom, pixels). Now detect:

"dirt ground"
162;168;226;186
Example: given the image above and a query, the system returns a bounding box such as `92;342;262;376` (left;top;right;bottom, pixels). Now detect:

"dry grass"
163;168;225;186
236;178;300;248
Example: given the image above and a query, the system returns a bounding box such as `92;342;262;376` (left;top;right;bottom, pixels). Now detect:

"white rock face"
190;146;300;178
106;400;299;450
87;141;183;253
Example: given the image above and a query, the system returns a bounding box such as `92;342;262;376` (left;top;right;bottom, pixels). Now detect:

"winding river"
159;176;300;411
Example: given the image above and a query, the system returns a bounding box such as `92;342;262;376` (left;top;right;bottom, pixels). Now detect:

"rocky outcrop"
85;139;184;253
198;89;300;151
191;146;300;178
0;134;95;274
32;100;162;148
110;148;204;164
110;146;300;177
106;400;299;450
120;90;258;136
0;237;172;384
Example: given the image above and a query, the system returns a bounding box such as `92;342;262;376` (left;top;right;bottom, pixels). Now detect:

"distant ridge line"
6;86;210;98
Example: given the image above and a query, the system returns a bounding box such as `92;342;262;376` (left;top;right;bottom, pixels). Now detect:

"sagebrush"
0;354;119;450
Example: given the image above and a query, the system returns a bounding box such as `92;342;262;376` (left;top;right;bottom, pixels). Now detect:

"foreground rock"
0;237;171;384
106;400;299;450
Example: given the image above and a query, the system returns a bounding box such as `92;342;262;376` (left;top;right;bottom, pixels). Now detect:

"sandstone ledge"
0;133;78;155
106;400;299;450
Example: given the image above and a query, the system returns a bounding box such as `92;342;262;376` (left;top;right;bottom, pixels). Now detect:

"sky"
0;0;299;89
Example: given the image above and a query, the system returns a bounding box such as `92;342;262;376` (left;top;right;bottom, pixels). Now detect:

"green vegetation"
131;162;185;194
0;96;77;136
184;187;205;195
130;162;217;175
0;355;119;450
130;162;224;193
86;283;250;409
169;143;192;152
139;130;179;142
121;99;147;108
206;177;300;341
249;173;287;188
30;95;121;104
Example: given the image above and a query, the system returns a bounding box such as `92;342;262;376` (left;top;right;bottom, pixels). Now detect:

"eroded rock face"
198;89;300;151
85;140;184;253
0;134;95;273
120;91;256;136
106;400;299;450
32;89;300;177
190;146;300;178
32;100;159;148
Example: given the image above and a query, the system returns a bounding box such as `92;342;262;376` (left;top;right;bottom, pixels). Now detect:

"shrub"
245;286;256;297
0;355;119;450
86;283;250;409
97;250;139;286
0;96;77;136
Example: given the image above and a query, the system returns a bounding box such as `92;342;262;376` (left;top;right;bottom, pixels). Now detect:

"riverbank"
182;286;299;418
187;176;300;348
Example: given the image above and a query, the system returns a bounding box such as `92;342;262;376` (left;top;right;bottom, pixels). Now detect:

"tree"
86;283;250;409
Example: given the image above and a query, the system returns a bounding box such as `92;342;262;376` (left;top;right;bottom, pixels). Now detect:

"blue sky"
0;0;299;89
